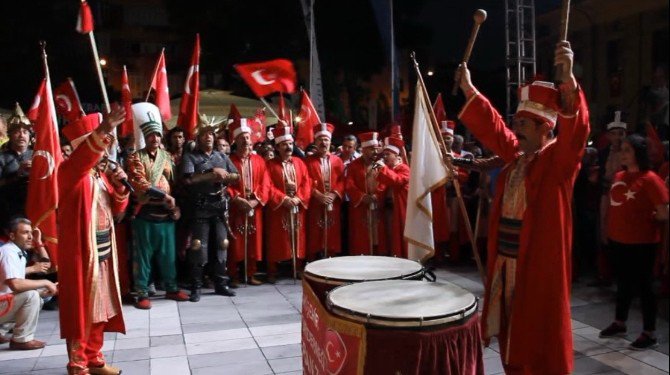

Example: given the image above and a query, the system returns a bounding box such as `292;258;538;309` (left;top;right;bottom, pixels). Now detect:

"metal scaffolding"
505;0;537;122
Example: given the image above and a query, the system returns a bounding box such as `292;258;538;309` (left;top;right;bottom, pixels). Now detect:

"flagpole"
259;97;286;126
410;52;486;285
146;48;165;101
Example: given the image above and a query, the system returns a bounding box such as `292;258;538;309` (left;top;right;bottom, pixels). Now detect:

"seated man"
0;217;57;350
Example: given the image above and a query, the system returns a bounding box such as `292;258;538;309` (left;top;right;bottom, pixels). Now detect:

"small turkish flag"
295;90;321;149
26;74;63;265
119;66;134;137
251;108;267;144
433;93;447;124
76;1;94;34
234;59;297;97
53;78;84;124
178;34;200;140
150;50;172;121
324;329;347;375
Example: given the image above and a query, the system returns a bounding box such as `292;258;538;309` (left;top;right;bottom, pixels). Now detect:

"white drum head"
327;280;477;327
304;256;423;283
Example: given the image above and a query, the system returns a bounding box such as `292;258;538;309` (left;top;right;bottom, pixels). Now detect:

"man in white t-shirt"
0;217;57;350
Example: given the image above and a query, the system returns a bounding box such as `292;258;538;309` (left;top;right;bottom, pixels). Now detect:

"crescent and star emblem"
30;94;41;112
300;104;311;123
610;180;636;206
251;69;276;85
55;94;73;112
184;64;199;94
33;150;55;180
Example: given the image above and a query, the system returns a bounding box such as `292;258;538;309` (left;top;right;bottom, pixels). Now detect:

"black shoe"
630;333;658;350
189;288;201;303
599;322;627;338
214;285;236;297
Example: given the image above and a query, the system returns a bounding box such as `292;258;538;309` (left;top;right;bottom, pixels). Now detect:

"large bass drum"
303;256;424;303
326;279;477;328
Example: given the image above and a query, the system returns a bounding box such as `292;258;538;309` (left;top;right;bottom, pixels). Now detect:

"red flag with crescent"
76;0;94;34
150;50;172;121
295;90;321;149
26;74;63;265
234;59;297;97
433;93;447;124
251;108;267;143
119;66;134;137
53;78;84;124
178;34;200;140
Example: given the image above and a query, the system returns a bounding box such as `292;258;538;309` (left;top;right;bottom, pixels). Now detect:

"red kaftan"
344;157;387;255
305;154;345;258
377;162;410;258
265;157;311;263
57;131;129;340
228;153;272;266
458;87;589;374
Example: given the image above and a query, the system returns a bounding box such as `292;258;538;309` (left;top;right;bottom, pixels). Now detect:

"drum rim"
304;269;425;286
328;298;478;328
326;281;478;328
304;256;425;285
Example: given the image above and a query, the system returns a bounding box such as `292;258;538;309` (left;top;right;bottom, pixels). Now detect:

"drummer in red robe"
344;132;387;255
58;108;129;375
265;126;311;282
305;123;345;260
457;41;589;374
228;118;271;286
376;136;410;258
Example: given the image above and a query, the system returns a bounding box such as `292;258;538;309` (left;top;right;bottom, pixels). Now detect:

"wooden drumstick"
452;9;487;96
555;0;571;82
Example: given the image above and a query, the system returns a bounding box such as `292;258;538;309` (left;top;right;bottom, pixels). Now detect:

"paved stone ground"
0;264;667;374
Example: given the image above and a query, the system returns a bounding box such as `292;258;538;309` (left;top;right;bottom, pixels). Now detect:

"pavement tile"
261;343;302;360
184;327;251;344
113;347;150;362
186;337;258;356
149;343;187;358
151;356;190;375
255;332;302;348
111;360;150;375
591;352;667;375
33;354;68;370
114;337;150;350
187;348;266;369
150;334;184;347
573;356;619;374
0;357;38;374
191;360;273;375
619;348;669;372
181;320;248;334
250;322;301;337
269;356;303;373
483;355;505;375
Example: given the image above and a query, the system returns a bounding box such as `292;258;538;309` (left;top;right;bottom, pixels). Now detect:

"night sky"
0;0;561;120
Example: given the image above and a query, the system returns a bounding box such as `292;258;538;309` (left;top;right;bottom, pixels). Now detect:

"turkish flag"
295;90;321;149
234;59;297;97
277;94;292;127
150;50;172;121
178;34;200;140
26;74;63;265
251;108;267;144
53;78;84;124
433;93;447;124
119;66;134;137
76;0;94;34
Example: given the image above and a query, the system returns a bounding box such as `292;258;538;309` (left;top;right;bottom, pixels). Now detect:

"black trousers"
610;239;658;331
188;215;229;288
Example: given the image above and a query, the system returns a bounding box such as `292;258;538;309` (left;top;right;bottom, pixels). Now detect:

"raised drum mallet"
554;0;571;82
452;9;487;96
